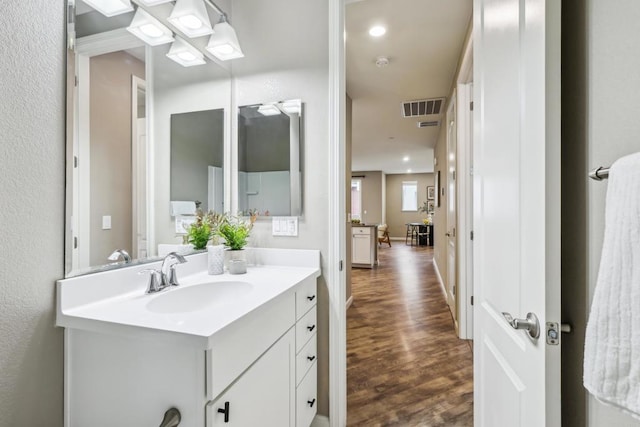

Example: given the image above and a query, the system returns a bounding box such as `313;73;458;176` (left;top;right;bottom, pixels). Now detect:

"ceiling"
346;0;472;174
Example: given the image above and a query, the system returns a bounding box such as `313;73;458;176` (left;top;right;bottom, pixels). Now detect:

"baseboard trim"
433;259;447;299
346;295;354;309
311;414;330;427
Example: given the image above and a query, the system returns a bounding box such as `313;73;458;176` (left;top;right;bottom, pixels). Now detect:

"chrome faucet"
161;252;187;288
140;252;188;294
108;249;131;264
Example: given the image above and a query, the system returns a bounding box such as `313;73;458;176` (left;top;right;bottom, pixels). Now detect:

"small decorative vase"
226;249;247;275
207;245;225;275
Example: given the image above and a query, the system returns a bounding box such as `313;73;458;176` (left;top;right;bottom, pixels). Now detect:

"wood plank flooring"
347;243;473;426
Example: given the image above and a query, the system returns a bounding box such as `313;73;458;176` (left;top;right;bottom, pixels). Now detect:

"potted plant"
216;216;254;274
186;209;226;249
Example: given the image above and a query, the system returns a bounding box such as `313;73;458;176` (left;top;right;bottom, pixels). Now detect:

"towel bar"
589;166;609;181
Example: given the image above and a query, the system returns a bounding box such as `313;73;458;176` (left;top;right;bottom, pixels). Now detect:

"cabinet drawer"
207;292;295;400
353;226;371;235
295;276;317;320
295;305;317;353
296;363;317;427
296;334;317;386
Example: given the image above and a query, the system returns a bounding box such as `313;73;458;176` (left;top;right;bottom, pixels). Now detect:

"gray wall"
351;170;384;225
563;1;640;426
0;2;65;426
90;51;145;265
385;173;434;238
170;109;224;211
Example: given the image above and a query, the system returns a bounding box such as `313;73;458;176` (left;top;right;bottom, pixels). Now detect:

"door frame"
455;36;474;340
446;92;459;330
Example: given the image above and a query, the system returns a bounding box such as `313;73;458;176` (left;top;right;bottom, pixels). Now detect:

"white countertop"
57;249;321;348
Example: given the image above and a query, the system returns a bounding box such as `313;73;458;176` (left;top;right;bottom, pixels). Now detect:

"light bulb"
177;51;197;61
213;44;234;55
139;23;163;38
179;14;203;30
369;26;386;37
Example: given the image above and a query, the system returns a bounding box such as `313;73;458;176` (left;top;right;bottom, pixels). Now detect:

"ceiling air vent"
402;97;445;118
417;120;440;128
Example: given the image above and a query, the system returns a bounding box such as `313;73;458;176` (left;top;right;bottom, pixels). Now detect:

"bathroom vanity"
57;249;320;427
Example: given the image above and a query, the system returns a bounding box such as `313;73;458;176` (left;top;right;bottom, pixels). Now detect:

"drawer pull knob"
307;398;316;408
217;402;230;423
307;295;316;301
307;325;316;332
307;355;316;362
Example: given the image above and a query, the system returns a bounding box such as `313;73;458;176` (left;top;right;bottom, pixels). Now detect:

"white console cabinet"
352;225;378;268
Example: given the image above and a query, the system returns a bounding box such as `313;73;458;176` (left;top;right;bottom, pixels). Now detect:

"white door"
473;0;561;426
446;94;458;326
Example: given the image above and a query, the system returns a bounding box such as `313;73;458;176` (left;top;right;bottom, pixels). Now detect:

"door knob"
502;312;540;339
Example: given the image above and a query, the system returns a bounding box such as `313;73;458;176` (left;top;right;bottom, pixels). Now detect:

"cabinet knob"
217;401;230;423
307;355;316;362
307;398;316;408
307;324;316;332
307;295;316;301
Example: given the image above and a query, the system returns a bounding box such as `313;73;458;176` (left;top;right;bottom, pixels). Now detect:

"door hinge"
470;230;474;240
74;155;78;168
470;101;474;111
470;296;474;306
75;75;78;87
452;285;456;295
339;260;343;271
453;227;456;238
74;236;78;249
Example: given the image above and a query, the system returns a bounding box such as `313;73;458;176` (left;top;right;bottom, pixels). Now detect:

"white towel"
584;152;640;418
170;201;196;217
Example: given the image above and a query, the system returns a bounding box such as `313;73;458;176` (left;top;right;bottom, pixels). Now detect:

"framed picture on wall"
427;200;435;214
427;186;435;200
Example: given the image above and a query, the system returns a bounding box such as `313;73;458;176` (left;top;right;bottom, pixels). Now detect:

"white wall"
0;2;65;426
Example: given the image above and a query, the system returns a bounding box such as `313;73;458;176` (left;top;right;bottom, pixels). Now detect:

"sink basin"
146;281;253;314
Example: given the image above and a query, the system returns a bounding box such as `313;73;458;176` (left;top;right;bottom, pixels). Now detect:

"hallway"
347;244;473;426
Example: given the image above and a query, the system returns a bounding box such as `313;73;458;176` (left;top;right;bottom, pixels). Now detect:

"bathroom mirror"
237;100;302;217
65;0;231;277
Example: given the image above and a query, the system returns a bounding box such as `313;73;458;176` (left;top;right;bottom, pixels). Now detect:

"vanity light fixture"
206;15;244;60
168;0;214;38
136;0;173;5
127;8;174;46
166;36;206;67
403;156;410;162
280;100;301;115
83;0;133;17
257;104;281;116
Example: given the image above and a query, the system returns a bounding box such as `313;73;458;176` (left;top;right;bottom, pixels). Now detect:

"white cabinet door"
352;234;370;265
473;0;561;426
208;329;295;427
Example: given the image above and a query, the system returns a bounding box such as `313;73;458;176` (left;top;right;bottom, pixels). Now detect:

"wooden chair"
378;224;391;247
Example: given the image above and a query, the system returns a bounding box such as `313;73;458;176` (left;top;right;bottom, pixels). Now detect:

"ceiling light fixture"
369;25;386;37
257;104;281;116
166;36;206;67
83;0;133;17
403;156;409;162
127;8;174;46
206;14;244;60
168;0;214;38
407;169;412;173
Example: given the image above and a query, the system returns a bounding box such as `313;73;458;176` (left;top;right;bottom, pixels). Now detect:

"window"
401;181;418;211
351;179;362;220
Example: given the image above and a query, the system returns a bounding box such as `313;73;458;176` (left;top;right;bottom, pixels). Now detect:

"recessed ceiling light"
375;56;389;67
407;169;412;173
403;156;409;162
369;25;386;37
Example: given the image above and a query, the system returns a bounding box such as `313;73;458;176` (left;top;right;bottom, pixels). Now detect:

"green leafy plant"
186;209;227;250
216;216;253;251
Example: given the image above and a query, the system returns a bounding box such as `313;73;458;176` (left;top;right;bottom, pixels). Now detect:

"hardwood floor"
347;243;473;426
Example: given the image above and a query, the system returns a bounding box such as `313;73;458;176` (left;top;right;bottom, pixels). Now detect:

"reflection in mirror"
237;100;302;217
66;0;231;277
170;109;224;213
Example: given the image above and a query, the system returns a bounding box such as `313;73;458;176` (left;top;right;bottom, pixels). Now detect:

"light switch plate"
102;215;111;230
272;216;298;236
